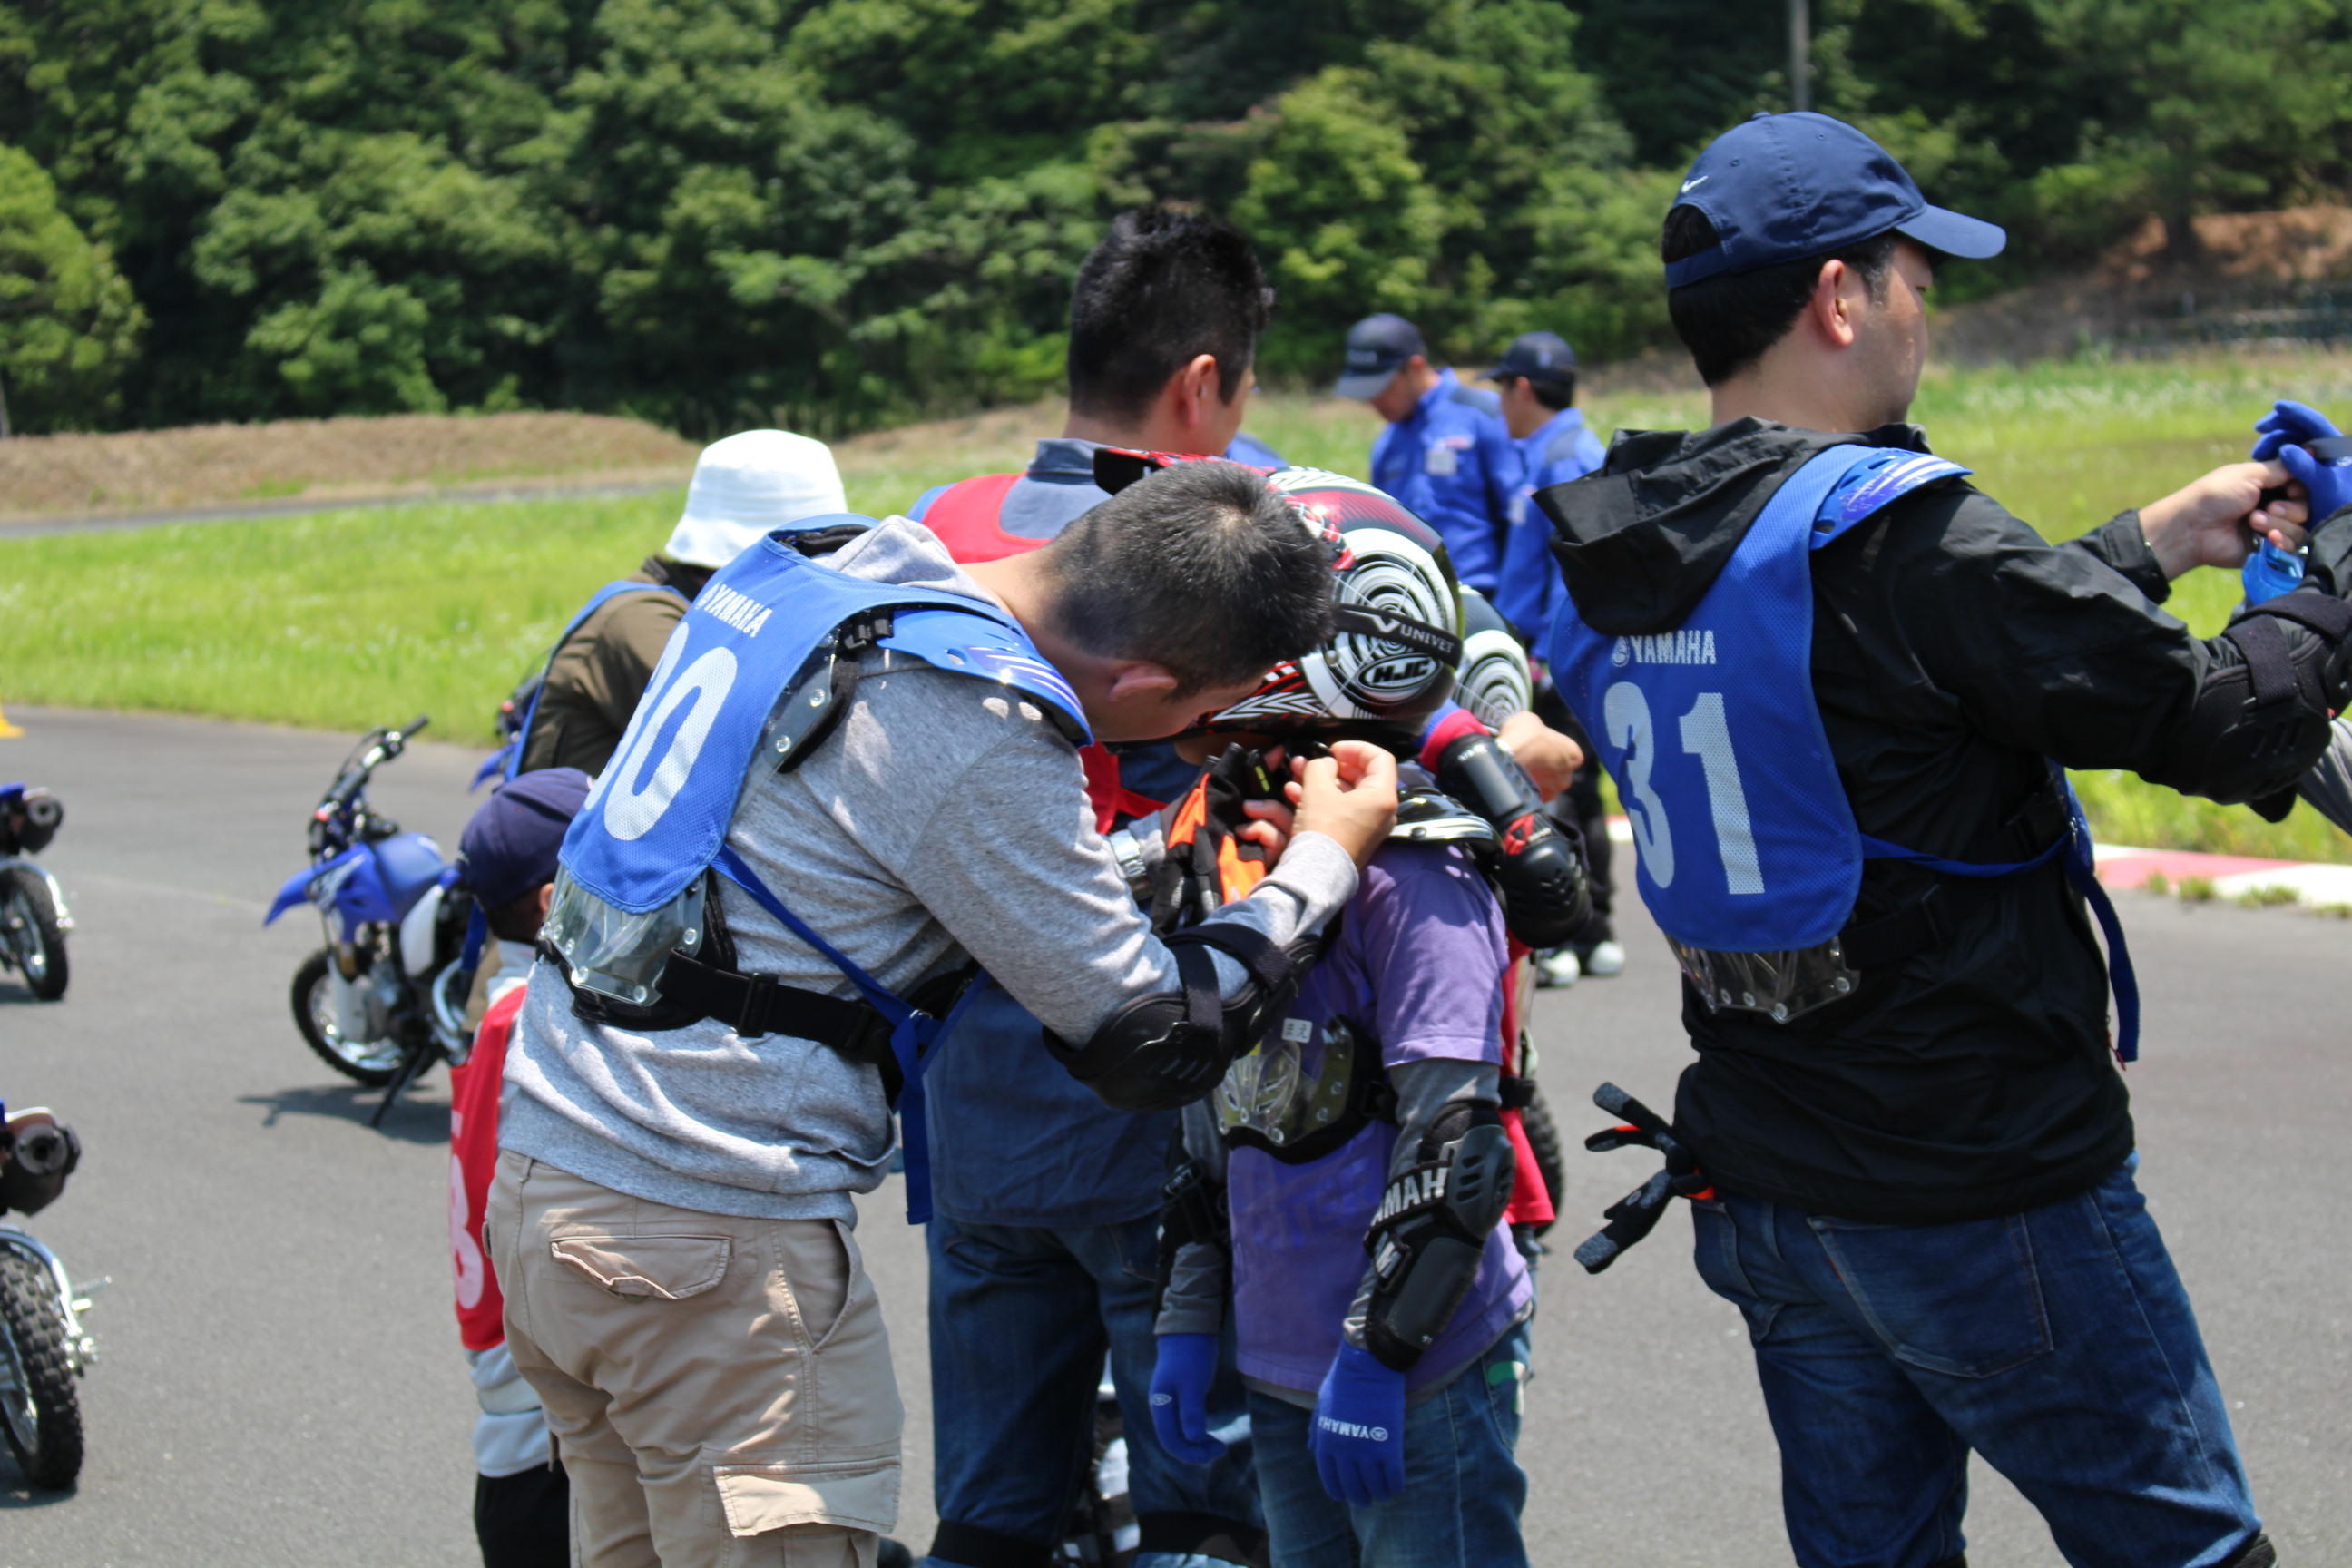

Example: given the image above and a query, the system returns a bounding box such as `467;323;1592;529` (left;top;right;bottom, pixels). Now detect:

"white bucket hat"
663;429;848;569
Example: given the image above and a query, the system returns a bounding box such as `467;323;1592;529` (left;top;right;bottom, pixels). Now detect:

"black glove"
1573;1083;1711;1274
1432;730;1590;949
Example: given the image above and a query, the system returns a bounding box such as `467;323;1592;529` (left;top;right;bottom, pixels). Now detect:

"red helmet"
1196;468;1464;736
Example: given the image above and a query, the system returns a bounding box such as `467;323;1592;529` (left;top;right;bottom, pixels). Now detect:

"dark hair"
484;887;548;944
1045;461;1332;696
1661;205;1899;386
1067;208;1274;422
1517;373;1576;413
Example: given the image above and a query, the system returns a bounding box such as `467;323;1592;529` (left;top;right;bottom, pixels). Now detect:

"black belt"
653;949;905;1101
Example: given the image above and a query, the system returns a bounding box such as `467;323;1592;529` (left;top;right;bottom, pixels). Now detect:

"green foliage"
0;142;145;432
0;1;2348;434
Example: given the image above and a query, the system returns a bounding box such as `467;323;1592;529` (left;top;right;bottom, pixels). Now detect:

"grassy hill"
4;350;2351;864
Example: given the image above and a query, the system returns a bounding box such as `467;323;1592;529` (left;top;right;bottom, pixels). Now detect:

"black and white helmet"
1455;587;1533;730
1198;469;1464;735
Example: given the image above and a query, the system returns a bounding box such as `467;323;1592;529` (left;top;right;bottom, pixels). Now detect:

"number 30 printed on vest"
1602;682;1763;896
583;631;740;841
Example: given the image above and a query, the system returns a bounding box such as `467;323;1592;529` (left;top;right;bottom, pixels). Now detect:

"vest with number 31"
1547;445;2141;1055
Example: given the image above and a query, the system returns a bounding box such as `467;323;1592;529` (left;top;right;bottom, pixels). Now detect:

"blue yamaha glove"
1310;1343;1407;1505
2278;439;2352;525
2252;399;2342;462
1149;1332;1227;1465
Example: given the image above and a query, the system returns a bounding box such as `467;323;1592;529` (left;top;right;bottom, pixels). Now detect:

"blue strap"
507;582;687;782
710;843;975;1222
1861;786;2139;1063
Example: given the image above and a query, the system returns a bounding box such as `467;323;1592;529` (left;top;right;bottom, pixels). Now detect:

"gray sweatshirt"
499;518;1359;1222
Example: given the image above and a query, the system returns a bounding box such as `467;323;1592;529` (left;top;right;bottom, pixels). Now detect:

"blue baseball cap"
1333;314;1426;400
459;768;590;909
1664;113;2004;289
1484;330;1579;388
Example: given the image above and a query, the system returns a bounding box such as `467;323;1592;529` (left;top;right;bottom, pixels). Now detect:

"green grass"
4;351;2351;863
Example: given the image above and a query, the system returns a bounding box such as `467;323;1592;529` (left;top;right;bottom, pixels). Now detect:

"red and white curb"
1607;817;2352;912
2092;844;2352;910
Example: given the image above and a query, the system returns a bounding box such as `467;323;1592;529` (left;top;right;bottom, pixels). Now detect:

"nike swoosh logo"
1681;175;1709;194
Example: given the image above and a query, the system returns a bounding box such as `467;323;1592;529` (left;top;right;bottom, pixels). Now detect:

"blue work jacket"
1494;406;1606;644
1367;369;1516;594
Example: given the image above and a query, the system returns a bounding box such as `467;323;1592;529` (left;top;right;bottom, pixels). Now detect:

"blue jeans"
1692;1155;2264;1568
1247;1322;1530;1568
921;1213;1263;1568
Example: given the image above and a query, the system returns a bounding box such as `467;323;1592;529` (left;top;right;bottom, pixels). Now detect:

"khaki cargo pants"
485;1152;901;1567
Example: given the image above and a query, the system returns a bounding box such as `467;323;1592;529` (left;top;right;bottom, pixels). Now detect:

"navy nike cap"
1334;314;1426;400
1485;330;1579;388
1663;112;2005;289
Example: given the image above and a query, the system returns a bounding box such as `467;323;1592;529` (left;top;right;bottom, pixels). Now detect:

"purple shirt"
1225;842;1532;1398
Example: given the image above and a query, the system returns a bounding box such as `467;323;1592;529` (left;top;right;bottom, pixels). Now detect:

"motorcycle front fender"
263;846;367;927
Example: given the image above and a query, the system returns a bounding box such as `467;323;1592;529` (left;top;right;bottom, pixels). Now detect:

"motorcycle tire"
0;867;67;1002
0;1252;83;1489
291;948;402;1088
1518;1083;1568;1240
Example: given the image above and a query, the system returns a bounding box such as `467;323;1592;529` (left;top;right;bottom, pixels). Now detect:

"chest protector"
542;520;1092;1219
1549;446;2141;1056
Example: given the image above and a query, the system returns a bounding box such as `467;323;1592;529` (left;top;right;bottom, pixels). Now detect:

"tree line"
2;0;2347;437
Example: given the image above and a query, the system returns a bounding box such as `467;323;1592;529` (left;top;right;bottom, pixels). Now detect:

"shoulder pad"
879;606;1093;745
1389;787;1498;848
1819;450;1972;531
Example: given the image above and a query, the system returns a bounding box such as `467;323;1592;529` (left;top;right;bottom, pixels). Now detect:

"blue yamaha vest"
557;518;1093;1218
1549;445;2140;1059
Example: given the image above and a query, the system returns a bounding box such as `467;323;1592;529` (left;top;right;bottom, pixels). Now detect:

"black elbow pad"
2174;592;2352;803
1434;731;1592;948
1047;926;1309;1113
1362;1104;1515;1371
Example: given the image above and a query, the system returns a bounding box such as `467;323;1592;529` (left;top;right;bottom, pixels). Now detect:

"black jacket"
1538;418;2352;1223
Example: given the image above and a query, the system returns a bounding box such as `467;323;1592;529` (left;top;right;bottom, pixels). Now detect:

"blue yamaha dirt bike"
0;785;71;1002
264;719;473;1124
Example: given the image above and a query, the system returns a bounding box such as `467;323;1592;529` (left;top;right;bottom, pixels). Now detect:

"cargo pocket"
713;1454;899;1538
1809;1212;2051;1378
549;1235;732;1300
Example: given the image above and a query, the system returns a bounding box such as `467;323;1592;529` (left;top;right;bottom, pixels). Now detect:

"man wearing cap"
1335;314;1516;596
1485;330;1617;987
1539;111;2352;1568
447;768;593;1568
515;429;846;776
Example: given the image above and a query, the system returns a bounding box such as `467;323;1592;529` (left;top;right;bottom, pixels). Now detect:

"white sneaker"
1582;939;1627;977
1534;947;1582;988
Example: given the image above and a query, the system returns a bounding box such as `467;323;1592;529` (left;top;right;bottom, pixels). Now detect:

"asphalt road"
1;707;2346;1566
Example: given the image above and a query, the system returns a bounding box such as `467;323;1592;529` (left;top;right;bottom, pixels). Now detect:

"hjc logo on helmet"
1198;469;1465;737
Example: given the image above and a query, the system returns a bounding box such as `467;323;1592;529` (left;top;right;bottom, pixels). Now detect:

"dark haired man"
1335;313;1515;596
906;208;1284;1568
1484;331;1617;987
1539;112;2350;1568
487;462;1398;1568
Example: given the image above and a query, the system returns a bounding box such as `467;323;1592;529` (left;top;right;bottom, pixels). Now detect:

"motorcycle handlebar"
318;716;429;813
